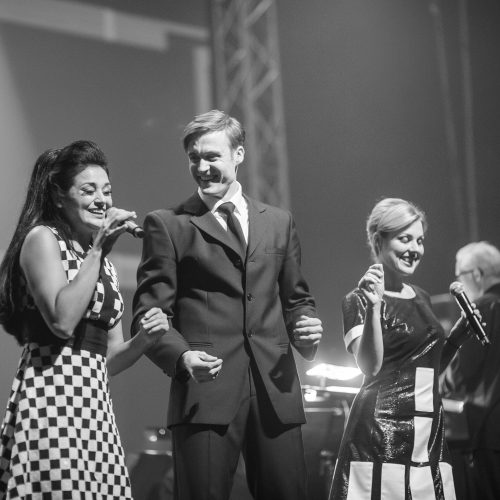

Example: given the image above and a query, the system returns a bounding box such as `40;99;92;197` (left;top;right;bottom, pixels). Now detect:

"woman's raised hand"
93;207;137;255
358;263;385;305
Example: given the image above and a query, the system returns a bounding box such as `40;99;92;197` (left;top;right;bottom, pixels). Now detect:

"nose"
408;241;422;257
198;159;210;173
94;192;106;207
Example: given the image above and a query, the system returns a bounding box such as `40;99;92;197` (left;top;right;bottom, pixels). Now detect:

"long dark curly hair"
0;140;108;343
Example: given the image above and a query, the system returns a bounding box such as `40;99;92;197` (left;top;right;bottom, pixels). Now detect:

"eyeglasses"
455;268;482;279
455;269;474;279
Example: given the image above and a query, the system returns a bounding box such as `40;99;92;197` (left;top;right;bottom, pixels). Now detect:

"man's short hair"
182;109;245;151
456;241;500;278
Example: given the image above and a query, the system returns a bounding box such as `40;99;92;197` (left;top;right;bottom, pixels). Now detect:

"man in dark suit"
441;241;500;500
132;110;323;500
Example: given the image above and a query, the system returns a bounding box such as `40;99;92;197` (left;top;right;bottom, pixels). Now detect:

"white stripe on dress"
411;416;432;463
409;465;435;500
346;461;373;500
440;462;457;500
381;462;405;499
414;367;434;412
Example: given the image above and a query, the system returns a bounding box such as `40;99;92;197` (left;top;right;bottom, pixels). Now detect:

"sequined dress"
0;227;132;499
328;285;456;500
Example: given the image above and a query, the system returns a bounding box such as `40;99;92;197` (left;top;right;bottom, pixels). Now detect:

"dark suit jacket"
132;193;318;427
441;283;500;449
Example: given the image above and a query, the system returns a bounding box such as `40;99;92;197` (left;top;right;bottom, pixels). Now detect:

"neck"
221;180;239;200
383;267;404;293
72;230;93;252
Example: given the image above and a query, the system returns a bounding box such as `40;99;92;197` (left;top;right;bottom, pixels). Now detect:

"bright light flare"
306;363;362;381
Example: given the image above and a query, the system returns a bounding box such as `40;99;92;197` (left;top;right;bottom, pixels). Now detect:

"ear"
373;234;382;255
234;145;245;166
472;268;483;283
51;186;65;208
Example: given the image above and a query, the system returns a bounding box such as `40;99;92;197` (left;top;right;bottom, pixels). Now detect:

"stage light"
306;363;362;381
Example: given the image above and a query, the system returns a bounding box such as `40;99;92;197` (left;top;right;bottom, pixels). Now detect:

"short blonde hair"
366;198;427;260
182;109;245;152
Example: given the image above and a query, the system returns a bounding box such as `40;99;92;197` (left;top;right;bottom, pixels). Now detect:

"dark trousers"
450;448;500;500
171;363;308;500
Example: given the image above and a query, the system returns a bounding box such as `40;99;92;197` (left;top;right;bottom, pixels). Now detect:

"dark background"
0;0;499;462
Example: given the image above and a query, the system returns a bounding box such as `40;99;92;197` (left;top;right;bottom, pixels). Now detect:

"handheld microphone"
449;281;489;345
124;220;144;239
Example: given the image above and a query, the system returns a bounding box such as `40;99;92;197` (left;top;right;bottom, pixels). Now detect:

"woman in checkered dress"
0;140;169;499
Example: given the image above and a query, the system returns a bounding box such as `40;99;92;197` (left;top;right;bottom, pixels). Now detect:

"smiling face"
58;165;112;240
187;130;244;199
377;219;425;277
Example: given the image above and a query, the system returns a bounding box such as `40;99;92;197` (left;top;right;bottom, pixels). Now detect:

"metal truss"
211;0;291;208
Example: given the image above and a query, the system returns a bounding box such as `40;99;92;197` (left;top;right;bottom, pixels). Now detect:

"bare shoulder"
23;225;57;246
20;226;60;262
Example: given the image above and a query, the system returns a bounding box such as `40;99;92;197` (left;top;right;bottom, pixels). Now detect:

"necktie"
218;202;246;255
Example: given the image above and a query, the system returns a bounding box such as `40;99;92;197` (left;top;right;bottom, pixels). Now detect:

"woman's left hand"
449;303;482;346
138;307;170;347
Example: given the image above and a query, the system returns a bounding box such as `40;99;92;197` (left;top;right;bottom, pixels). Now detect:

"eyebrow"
189;149;221;157
79;182;112;187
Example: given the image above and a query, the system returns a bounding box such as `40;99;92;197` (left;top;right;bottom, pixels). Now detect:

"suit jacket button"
248;330;254;337
247;293;254;301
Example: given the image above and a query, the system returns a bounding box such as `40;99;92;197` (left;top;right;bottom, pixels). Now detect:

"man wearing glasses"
441;241;500;500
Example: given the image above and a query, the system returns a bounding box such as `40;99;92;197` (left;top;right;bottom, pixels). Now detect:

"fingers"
362;264;384;281
294;315;322;333
191;360;223;383
357;264;385;301
293;333;322;347
140;308;170;345
295;315;322;327
106;207;137;226
183;351;223;383
141;308;169;330
100;208;138;238
198;351;220;362
292;316;322;346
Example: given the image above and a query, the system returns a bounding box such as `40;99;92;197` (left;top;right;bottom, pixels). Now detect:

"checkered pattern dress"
0;228;132;499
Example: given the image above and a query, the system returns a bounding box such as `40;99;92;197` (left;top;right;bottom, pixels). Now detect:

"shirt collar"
198;181;246;214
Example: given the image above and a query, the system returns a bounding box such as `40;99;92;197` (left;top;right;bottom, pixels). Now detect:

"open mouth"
401;253;419;266
88;209;105;217
198;174;220;185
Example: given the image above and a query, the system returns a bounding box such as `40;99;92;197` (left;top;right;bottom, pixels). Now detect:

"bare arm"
351;264;385;377
20;209;135;339
20;226;103;338
107;308;170;376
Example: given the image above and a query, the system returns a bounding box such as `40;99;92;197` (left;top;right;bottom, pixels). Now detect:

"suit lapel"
246;197;267;260
185;193;244;257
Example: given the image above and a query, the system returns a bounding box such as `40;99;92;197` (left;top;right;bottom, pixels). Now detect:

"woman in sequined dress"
0;140;169;499
328;198;472;500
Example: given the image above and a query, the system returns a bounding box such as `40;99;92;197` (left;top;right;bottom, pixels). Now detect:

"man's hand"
180;350;223;383
292;315;323;347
